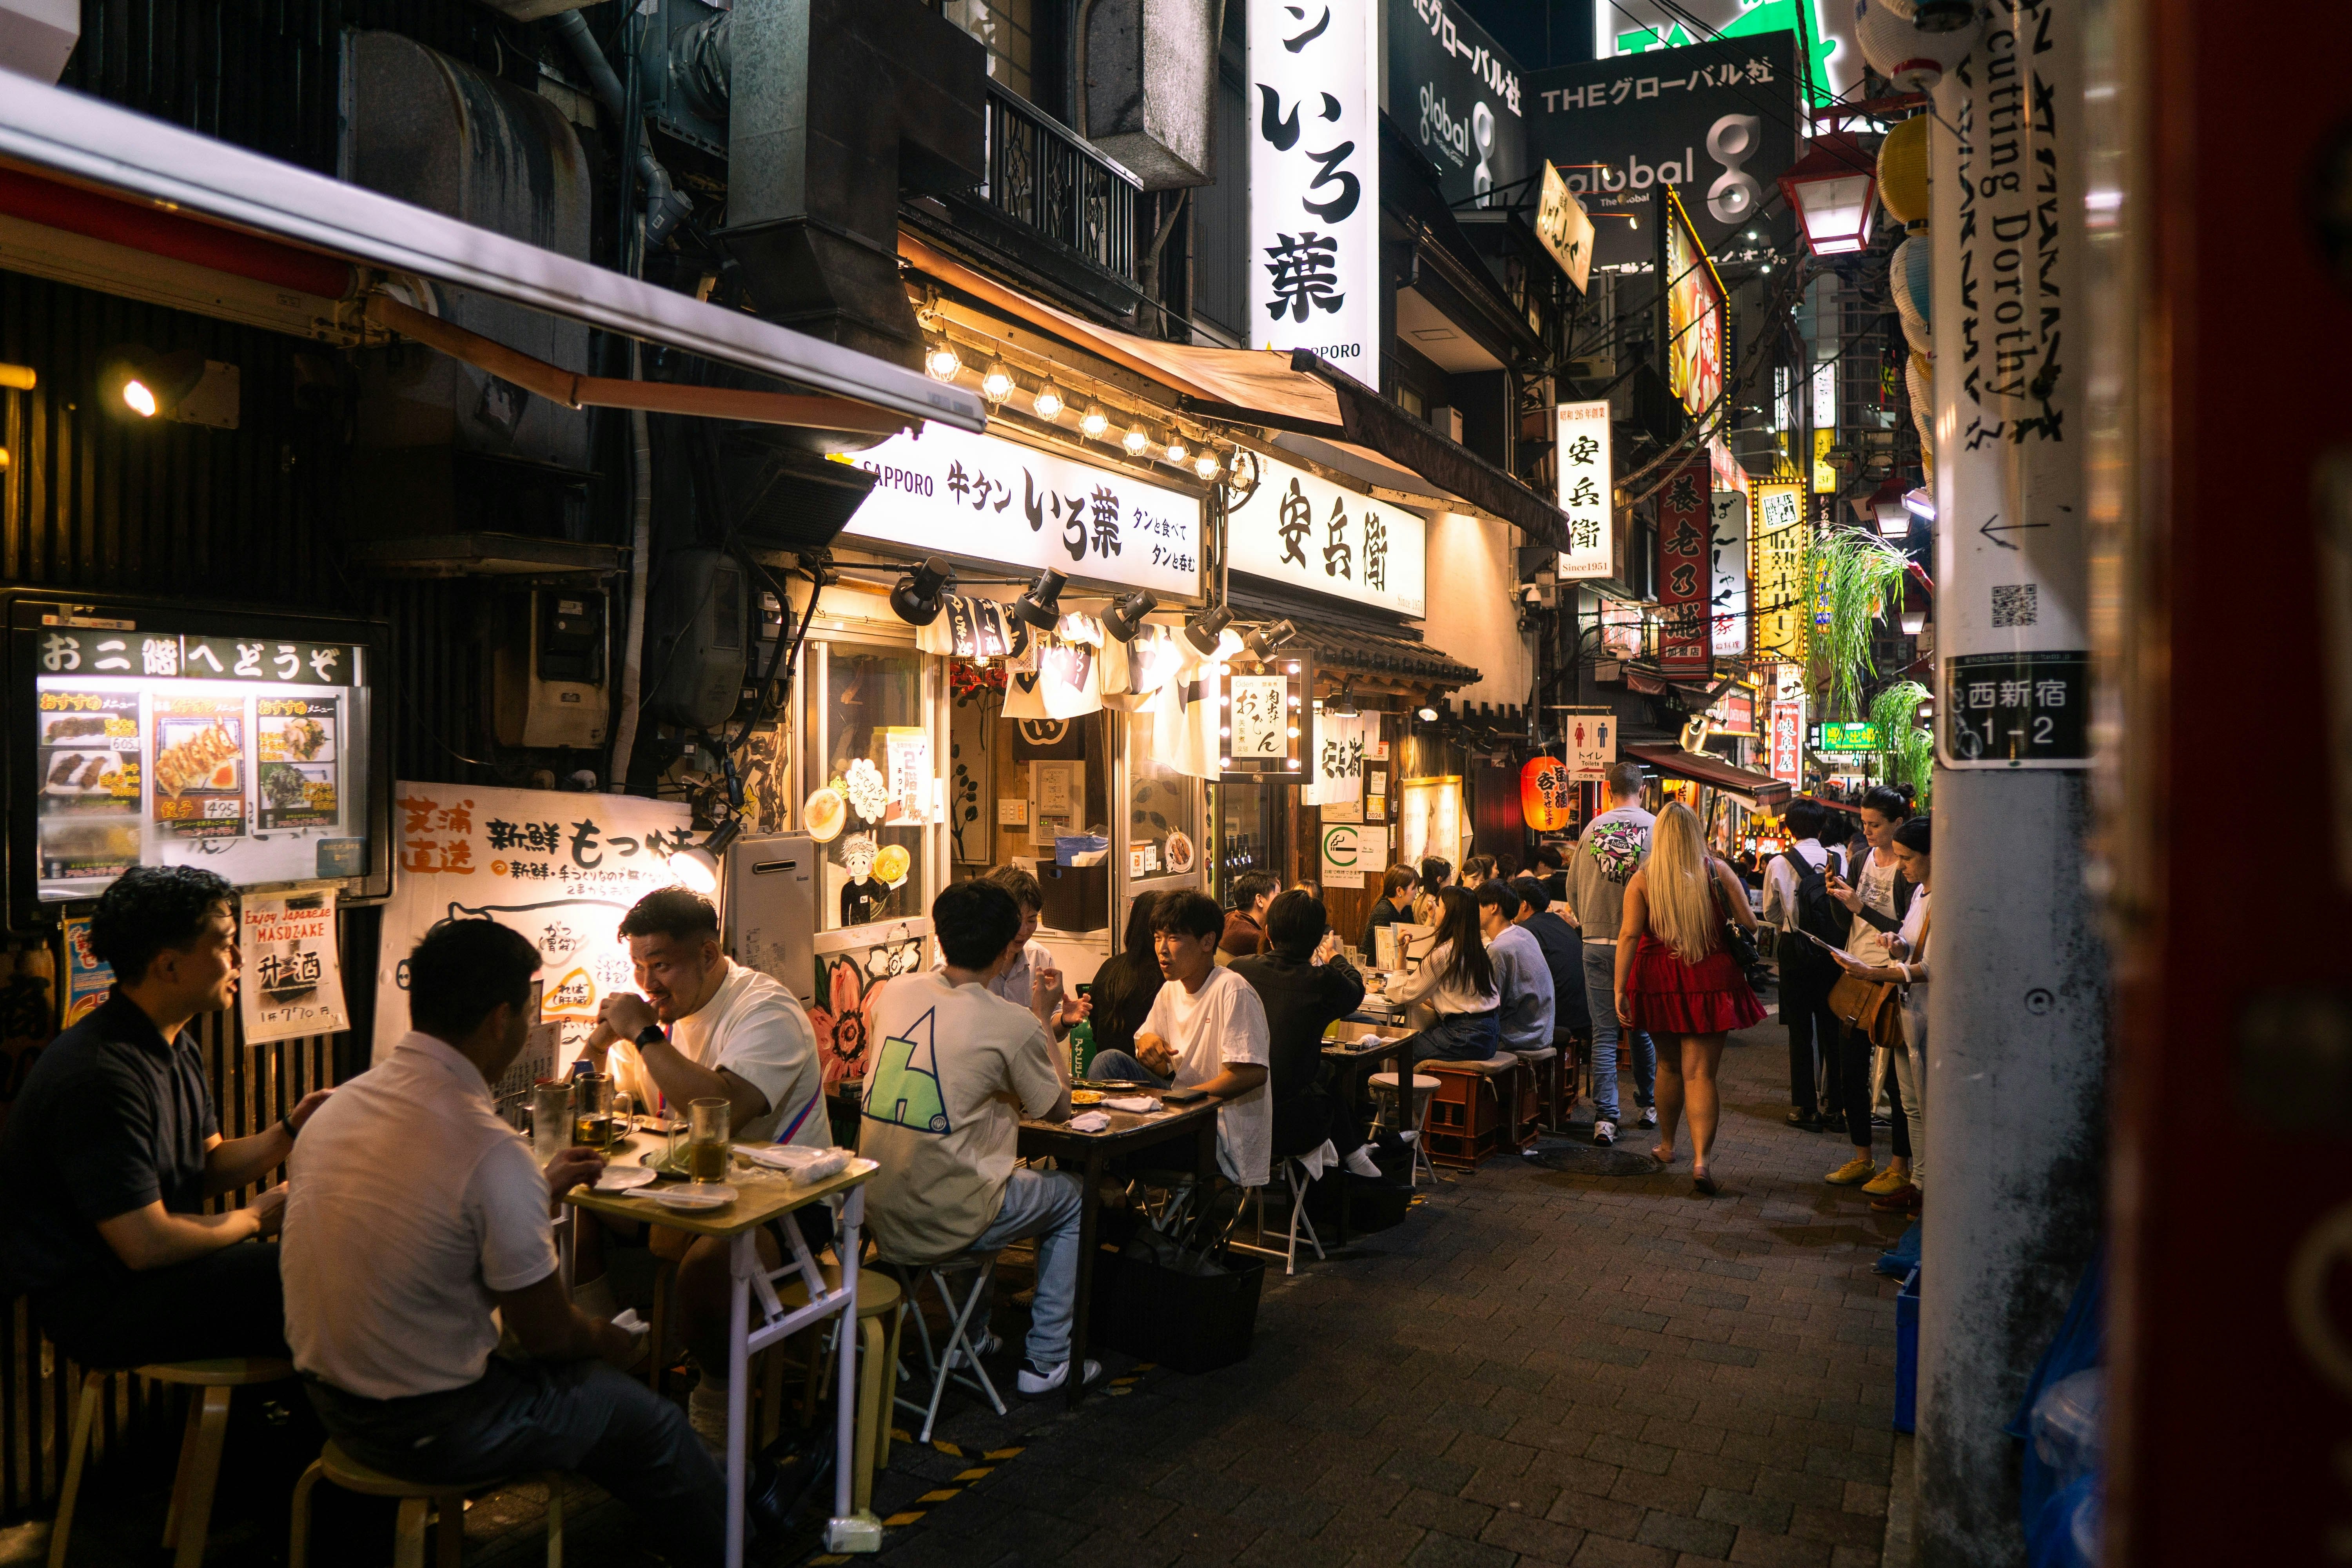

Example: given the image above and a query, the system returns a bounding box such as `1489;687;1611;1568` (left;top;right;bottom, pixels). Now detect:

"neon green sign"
1614;0;1843;107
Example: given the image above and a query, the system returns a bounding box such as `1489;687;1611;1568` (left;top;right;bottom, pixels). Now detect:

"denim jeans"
967;1167;1088;1368
1403;1010;1499;1065
307;1356;726;1565
1580;943;1655;1123
1085;1049;1171;1087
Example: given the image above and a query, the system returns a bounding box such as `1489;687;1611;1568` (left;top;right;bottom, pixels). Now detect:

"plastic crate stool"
1421;1055;1530;1169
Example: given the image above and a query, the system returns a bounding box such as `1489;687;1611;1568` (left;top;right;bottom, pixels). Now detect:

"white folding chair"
1230;1156;1326;1276
886;1254;1005;1444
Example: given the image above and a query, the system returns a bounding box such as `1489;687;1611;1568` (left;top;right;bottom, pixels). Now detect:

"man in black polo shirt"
0;866;330;1366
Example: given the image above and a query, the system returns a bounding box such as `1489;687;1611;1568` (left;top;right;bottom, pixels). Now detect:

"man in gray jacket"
1565;762;1656;1145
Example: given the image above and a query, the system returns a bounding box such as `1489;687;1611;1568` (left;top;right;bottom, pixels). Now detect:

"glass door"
1112;709;1204;955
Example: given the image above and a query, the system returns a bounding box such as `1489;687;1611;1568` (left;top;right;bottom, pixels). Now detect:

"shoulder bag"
1710;866;1773;994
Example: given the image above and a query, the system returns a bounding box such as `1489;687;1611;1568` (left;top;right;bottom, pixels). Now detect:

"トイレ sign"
1227;451;1426;617
1249;0;1381;365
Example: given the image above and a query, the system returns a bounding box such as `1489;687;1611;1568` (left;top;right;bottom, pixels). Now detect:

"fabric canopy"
1623;743;1794;811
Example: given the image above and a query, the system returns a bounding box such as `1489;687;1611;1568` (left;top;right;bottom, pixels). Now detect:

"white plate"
649;1183;737;1210
592;1165;656;1192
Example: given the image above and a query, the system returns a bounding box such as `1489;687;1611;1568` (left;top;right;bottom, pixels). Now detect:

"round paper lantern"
1521;755;1577;832
1878;114;1931;233
1854;0;1980;94
1891;235;1932;354
1907;350;1936;467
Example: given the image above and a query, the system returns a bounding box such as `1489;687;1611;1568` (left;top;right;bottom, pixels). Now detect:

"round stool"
1510;1045;1563;1137
291;1439;563;1568
780;1266;905;1517
52;1356;295;1568
1368;1071;1441;1186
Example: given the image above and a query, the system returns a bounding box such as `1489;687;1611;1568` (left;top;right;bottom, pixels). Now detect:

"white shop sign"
840;425;1203;599
1555;400;1613;580
1248;0;1381;365
1227;451;1427;617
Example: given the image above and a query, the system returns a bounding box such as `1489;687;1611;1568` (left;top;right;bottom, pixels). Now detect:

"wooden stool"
290;1439;563;1568
52;1355;295;1568
1508;1046;1559;1143
781;1266;904;1517
1422;1055;1530;1168
1368;1071;1440;1186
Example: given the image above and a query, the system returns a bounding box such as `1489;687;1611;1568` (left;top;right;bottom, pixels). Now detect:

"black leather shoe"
1786;1109;1824;1131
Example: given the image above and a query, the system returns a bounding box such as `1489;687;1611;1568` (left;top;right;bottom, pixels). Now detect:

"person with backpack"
1566;761;1657;1146
1763;799;1847;1132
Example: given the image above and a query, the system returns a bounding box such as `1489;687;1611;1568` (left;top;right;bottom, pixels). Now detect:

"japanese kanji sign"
1656;459;1713;679
841;425;1202;599
1710;489;1749;658
1390;0;1527;212
1305;710;1377;807
1769;696;1803;786
1534;162;1595;292
1228;673;1290;759
371;782;691;1065
1226;451;1426;616
1249;0;1380;365
1751;481;1809;665
1555;400;1614;581
240;891;349;1044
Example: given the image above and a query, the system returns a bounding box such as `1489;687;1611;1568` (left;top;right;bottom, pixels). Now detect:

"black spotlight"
1101;588;1158;642
1014;567;1067;630
1183;603;1233;655
888;556;955;626
1243;618;1298;659
1325;680;1361;717
1911;0;1976;28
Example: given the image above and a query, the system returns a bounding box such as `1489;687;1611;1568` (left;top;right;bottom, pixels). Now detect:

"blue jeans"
970;1167;1087;1367
1403;1010;1499;1065
1581;943;1655;1123
1085;1050;1171;1087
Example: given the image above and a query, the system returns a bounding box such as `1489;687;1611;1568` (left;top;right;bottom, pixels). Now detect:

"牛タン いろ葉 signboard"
1250;0;1380;366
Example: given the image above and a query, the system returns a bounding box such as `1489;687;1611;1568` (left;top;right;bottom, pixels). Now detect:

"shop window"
1127;715;1198;884
803;643;927;933
943;0;1035;103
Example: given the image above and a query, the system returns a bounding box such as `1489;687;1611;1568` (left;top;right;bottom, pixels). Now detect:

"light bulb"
1080;404;1109;438
923;339;962;382
1032;379;1065;421
981;357;1015;403
122;379;158;418
1194;450;1221;481
1123;423;1150;456
1165;437;1189;464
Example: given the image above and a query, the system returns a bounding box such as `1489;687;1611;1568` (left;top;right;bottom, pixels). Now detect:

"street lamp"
1778;132;1878;257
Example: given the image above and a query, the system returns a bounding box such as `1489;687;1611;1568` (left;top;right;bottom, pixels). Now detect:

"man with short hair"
1359;864;1419;955
1475;881;1555;1055
861;880;1098;1396
938;866;1085;1037
1510;876;1590;1055
1532;843;1572;905
1762;798;1845;1131
584;887;827;1449
1217;871;1281;964
1566;761;1657;1146
0;866;332;1367
1085;891;1272;1189
284;919;732;1563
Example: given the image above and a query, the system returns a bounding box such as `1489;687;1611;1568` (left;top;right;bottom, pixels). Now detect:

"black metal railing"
977;82;1138;281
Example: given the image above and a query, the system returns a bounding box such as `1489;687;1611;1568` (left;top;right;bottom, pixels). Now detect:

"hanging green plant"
1810;527;1911;720
1868;679;1935;808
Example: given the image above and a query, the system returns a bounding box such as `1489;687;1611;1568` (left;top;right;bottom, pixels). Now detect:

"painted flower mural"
809;954;884;1087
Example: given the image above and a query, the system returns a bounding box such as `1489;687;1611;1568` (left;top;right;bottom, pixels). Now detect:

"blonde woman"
1613;802;1765;1194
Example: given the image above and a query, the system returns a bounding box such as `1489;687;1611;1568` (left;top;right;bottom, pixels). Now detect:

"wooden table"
565;1136;882;1560
1015;1098;1220;1409
1320;1033;1409;1244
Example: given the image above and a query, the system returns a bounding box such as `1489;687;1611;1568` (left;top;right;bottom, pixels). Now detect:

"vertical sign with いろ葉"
1710;490;1749;657
1750;481;1809;664
1931;3;2089;769
1555;400;1613;580
1656;460;1713;678
1250;0;1380;366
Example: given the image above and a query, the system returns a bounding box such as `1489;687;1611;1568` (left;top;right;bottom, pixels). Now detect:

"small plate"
649;1183;737;1210
593;1165;656;1192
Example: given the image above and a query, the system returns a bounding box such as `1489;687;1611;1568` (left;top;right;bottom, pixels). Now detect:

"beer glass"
686;1097;730;1183
531;1080;571;1163
573;1073;617;1151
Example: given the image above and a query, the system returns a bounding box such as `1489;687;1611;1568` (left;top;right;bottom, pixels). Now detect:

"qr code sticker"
1991;584;2038;628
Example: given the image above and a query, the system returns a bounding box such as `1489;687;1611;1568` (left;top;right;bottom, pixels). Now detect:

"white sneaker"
945;1330;1002;1369
1593;1120;1617;1146
1640;1106;1659;1129
1016;1357;1103;1397
1344;1145;1382;1178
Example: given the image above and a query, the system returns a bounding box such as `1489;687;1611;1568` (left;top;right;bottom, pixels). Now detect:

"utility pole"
1918;4;2106;1563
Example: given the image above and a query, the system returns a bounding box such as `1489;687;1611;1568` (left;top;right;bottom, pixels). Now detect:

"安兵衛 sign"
1249;0;1381;365
1226;451;1427;618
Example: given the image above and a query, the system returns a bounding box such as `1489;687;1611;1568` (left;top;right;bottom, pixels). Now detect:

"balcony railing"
975;82;1138;282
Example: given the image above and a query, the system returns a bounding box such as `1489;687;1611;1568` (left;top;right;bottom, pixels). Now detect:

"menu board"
32;630;371;902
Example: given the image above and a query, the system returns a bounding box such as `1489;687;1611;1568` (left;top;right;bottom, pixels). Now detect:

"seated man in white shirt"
1476;879;1556;1054
935;865;1089;1039
1083;890;1272;1191
860;879;1101;1397
582;887;830;1450
282;919;732;1564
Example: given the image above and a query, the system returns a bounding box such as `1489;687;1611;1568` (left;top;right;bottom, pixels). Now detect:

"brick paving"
843;1020;1913;1568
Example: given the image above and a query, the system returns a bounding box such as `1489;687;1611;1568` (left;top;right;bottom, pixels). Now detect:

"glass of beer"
573;1074;617;1151
531;1080;571;1164
686;1097;730;1183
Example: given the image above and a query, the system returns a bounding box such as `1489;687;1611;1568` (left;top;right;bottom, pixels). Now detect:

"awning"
1289;619;1481;690
1624;743;1794;811
0;75;985;434
899;230;1566;547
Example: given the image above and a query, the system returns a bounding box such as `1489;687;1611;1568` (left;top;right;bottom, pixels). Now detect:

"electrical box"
490;588;609;749
735;586;790;725
646;548;746;731
724;833;818;1005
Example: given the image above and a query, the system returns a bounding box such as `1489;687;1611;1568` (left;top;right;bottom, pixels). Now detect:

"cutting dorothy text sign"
1250;0;1380;365
1931;3;2090;768
1526;32;1798;275
841;426;1200;599
1710;490;1749;657
1227;450;1426;617
1389;0;1526;212
1656;460;1713;678
1554;401;1613;580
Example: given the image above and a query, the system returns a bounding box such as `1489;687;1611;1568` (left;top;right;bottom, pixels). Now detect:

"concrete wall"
1422;510;1531;711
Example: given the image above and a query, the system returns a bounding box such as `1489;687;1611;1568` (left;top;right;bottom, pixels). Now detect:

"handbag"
1828;968;1901;1044
1711;870;1773;994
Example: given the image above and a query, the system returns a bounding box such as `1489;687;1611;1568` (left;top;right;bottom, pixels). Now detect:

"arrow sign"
1978;512;2052;551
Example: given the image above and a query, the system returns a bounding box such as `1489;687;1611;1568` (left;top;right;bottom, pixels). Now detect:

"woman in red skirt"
1613;802;1765;1194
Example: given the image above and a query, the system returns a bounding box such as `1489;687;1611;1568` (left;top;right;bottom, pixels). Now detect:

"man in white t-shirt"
1084;890;1271;1189
583;888;828;1449
933;865;1089;1040
861;879;1100;1397
283;919;735;1563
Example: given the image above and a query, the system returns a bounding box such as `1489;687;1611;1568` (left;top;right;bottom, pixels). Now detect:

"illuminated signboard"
1661;187;1725;422
1249;0;1381;366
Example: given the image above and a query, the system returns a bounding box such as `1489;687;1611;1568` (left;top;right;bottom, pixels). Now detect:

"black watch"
634;1024;666;1049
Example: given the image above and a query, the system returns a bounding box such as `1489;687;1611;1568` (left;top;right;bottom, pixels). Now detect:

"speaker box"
646;547;748;730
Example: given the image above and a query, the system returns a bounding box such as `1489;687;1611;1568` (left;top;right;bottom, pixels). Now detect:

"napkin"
1356;1032;1385;1047
739;1144;852;1182
1294;1139;1340;1179
612;1308;652;1340
1102;1095;1159;1113
1069;1111;1112;1132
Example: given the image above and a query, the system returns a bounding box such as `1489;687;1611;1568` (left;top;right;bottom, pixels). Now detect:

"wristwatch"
634;1024;666;1050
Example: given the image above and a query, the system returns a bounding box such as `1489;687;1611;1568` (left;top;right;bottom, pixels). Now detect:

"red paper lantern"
1521;756;1576;831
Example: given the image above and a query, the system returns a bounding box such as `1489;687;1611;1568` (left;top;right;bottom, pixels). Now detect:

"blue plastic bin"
1894;1265;1920;1432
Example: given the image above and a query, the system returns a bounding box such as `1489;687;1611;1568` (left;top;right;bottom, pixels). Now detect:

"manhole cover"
1525;1145;1663;1177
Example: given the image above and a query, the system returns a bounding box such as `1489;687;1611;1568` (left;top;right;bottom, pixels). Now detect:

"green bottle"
1069;982;1098;1079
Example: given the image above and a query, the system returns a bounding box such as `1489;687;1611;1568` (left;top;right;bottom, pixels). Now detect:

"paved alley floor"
836;1020;1913;1568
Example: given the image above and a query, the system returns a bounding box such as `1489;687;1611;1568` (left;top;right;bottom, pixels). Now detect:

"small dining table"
563;1132;881;1561
1015;1094;1220;1409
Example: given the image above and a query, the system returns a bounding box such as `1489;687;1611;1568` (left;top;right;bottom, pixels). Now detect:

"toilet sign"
1560;706;1617;781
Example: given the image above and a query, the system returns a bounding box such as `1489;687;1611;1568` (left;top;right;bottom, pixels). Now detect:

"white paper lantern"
1854;0;1982;93
1891;236;1933;356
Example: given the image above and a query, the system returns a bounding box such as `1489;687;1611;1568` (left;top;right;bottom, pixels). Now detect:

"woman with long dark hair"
1384;886;1501;1064
1086;892;1165;1069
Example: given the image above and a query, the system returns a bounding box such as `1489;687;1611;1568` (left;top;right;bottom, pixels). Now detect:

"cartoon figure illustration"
838;833;890;928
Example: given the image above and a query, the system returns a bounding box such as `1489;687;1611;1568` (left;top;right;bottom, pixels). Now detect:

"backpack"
1779;848;1847;981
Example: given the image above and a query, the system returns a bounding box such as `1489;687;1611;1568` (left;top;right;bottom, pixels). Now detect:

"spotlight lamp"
981;356;1016;403
100;345;209;423
671;818;743;895
1032;375;1065;421
888;555;956;626
923;338;963;382
1243;619;1298;659
1184;603;1233;655
1080;403;1110;438
1123;422;1151;456
1101;588;1159;642
1417;701;1441;723
1325;680;1361;717
1013;567;1068;630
